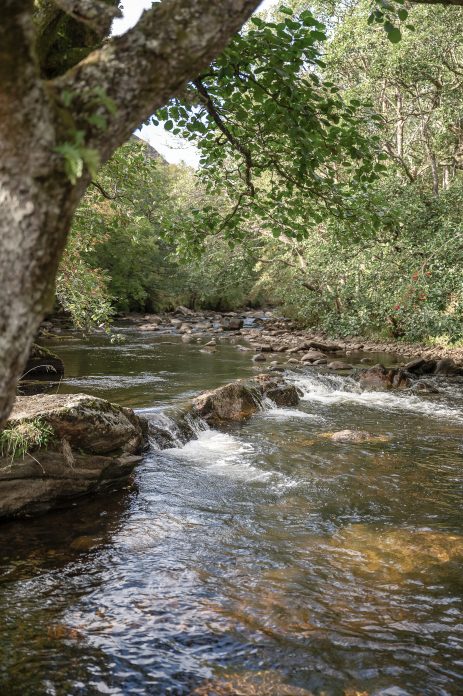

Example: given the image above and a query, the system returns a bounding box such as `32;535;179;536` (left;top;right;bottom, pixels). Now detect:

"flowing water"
1;331;463;695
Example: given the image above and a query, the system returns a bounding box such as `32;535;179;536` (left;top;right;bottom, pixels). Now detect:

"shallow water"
1;331;463;695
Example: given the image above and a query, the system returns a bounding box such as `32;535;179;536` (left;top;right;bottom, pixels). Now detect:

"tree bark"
0;0;261;429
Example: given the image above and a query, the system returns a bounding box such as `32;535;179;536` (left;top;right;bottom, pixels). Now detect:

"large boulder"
434;358;463;376
358;364;410;390
22;343;64;380
0;394;147;519
192;374;300;424
403;357;436;375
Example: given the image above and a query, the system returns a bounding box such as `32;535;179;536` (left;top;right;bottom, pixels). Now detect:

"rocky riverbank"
113;308;463;372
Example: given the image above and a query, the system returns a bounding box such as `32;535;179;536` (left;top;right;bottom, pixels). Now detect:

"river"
0;329;462;695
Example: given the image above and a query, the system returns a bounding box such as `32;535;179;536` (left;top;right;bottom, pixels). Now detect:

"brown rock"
301;350;326;362
0;394;147;519
192;374;299;424
327;361;353;370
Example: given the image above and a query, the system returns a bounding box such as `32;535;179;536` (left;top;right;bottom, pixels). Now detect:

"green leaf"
387;27;402;43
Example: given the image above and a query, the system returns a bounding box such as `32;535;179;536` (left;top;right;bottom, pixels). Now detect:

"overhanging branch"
53;0;262;163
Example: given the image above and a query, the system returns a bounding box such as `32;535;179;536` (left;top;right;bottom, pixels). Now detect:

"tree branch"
193;77;255;196
52;0;121;36
53;0;262;163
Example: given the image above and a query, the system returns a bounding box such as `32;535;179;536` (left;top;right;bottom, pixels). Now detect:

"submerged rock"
192;374;300;425
0;394;147;519
323;429;391;444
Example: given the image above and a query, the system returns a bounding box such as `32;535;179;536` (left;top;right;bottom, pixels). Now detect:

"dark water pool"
1;331;462;695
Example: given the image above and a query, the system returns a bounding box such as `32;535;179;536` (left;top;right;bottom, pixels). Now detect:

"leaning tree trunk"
0;0;260;430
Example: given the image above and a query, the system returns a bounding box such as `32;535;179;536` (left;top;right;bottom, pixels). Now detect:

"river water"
1;330;462;695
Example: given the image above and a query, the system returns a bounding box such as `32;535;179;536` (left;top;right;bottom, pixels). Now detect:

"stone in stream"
253;353;267;362
323;430;391;444
327;361;353;370
192;374;300;425
220;317;244;331
301;350;326;363
305;340;343;352
358;364;410;389
0;394;147;519
434;358;463;376
22;343;64;380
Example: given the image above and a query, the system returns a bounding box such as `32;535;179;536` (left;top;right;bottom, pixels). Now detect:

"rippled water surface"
1;331;463;695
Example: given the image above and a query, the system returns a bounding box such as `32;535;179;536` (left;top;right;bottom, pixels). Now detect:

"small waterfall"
288;367;463;423
138;409;209;450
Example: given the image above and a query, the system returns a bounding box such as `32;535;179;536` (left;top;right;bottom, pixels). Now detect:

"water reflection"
0;333;462;694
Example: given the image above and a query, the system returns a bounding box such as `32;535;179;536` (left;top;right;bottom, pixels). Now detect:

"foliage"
154;6;386;244
251;0;463;343
57;1;463;346
0;419;54;461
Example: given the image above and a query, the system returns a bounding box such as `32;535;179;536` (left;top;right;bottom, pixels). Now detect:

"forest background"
60;0;463;346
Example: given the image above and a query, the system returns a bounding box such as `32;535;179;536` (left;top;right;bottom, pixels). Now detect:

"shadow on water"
1;332;463;694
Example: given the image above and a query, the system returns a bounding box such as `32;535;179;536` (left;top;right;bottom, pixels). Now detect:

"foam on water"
167;430;271;481
290;370;463;423
261;407;322;420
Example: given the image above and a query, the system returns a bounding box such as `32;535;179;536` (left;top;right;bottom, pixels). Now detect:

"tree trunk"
0;0;261;429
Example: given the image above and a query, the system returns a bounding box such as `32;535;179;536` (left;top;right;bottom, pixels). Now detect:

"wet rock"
22;344;64;380
265;383;300;407
306;340;343;352
324;430;390;444
404;357;436;375
327;361;352;370
252;354;267;362
301;350;326;363
254;343;273;352
410;380;439;394
434;358;463;376
221;317;244;331
192;374;299;424
358;364;410;390
0;394;147;519
138;323;160;332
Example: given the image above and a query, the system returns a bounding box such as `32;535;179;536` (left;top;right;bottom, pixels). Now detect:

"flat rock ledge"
0;394;147;520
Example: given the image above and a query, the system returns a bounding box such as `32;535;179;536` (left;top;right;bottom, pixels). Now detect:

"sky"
112;0;278;167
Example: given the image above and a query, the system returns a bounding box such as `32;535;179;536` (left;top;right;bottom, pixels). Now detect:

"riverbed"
1;330;462;695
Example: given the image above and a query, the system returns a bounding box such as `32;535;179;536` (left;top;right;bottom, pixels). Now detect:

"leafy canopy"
153;7;386;244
